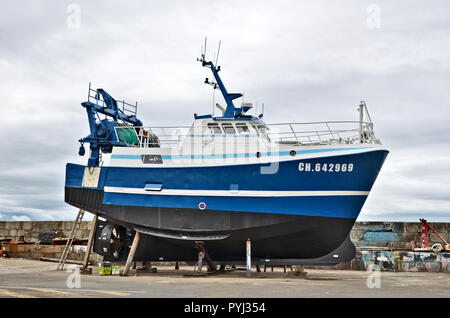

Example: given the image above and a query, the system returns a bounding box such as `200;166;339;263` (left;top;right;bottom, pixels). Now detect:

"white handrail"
113;120;380;148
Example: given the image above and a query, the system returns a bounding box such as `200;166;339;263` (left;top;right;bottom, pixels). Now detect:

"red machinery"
411;219;450;252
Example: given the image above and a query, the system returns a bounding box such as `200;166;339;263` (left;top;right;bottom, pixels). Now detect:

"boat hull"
66;186;356;262
64;148;388;263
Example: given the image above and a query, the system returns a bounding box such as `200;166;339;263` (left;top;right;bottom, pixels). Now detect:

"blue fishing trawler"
65;46;388;266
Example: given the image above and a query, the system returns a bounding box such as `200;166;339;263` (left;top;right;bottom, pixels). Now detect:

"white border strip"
109;146;387;168
104;186;369;197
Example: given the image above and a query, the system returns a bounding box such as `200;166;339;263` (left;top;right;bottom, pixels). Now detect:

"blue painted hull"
64;149;388;262
66;149;387;218
103;151;385;192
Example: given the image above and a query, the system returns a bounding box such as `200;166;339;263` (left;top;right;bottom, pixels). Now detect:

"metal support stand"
196;250;205;273
81;215;98;274
57;209;85;271
246;238;251;277
193;241;216;273
121;231;140;276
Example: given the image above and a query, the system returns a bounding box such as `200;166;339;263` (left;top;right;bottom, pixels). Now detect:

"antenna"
212;88;215;116
204;37;207;57
215;40;221;65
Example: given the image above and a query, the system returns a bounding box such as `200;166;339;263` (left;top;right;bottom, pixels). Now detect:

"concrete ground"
0;258;448;298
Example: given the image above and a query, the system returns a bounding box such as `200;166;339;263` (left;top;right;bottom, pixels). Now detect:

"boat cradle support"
193;241;217;274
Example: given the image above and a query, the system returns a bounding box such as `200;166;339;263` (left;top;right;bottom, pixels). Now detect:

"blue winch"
78;84;143;167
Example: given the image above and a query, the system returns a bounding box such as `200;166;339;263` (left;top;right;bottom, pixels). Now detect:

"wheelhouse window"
207;123;223;134
252;125;260;136
221;123;236;134
258;125;271;141
235;123;250;134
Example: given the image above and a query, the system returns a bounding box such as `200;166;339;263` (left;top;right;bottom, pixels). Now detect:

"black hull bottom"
66;187;357;264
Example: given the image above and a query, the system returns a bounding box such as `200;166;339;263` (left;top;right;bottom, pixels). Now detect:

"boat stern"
64;163;106;214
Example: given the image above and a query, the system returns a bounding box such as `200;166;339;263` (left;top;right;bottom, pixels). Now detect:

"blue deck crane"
78;84;143;167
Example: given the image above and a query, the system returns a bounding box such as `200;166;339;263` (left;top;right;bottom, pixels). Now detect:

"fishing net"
117;124;139;145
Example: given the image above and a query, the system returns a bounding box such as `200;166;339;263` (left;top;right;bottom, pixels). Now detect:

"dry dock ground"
0;258;448;298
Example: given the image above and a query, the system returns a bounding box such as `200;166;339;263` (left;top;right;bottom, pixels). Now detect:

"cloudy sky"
0;0;449;222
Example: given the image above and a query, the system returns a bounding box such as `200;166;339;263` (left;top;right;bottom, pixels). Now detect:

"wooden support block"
121;232;140;276
82;215;97;271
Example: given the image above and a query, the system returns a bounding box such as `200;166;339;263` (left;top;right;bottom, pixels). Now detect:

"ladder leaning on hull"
56;209;85;271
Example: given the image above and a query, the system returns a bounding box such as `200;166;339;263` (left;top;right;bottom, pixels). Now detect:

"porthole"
290;150;296;157
256;152;262;158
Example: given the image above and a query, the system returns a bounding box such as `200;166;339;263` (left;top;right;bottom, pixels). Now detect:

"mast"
197;42;242;118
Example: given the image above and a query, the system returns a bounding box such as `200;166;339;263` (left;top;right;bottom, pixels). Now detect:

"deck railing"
113;120;380;148
88;83;138;118
266;120;379;145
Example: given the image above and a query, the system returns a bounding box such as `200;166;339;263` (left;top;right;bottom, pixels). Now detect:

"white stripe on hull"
107;145;388;168
104;186;370;197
